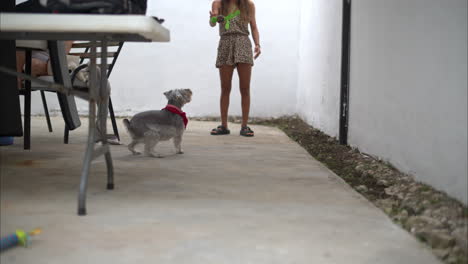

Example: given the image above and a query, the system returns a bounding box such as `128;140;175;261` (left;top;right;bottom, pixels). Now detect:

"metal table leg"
0;40;114;215
78;40;114;216
78;41;98;216
98;40;114;190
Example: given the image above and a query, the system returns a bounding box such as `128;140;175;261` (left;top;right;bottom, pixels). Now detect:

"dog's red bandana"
163;104;188;128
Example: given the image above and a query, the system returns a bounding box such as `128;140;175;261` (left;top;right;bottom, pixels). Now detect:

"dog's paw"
147;153;163;158
177;150;184;154
132;151;141;155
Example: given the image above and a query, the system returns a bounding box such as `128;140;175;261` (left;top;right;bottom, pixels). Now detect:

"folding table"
0;13;170;215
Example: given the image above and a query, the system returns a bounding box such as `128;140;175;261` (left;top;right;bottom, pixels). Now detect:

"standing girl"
209;0;261;137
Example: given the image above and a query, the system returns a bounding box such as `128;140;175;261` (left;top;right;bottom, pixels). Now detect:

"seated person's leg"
34;41;74;76
15;41;74;89
16;50;25;89
64;41;74;53
31;51;50;76
15;50;49;89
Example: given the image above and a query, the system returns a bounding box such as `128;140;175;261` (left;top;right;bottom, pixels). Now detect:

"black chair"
17;40;81;150
22;41;123;146
63;41;124;144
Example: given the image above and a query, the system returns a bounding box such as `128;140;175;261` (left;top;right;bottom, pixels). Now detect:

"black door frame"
339;0;352;145
0;0;24;137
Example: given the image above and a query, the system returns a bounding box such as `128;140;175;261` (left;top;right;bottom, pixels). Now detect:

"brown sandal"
240;126;254;137
211;125;230;135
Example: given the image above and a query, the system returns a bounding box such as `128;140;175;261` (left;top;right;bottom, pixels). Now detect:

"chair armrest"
48;41;81;131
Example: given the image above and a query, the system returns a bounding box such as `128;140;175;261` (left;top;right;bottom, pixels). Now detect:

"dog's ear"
164;90;173;99
184;89;193;95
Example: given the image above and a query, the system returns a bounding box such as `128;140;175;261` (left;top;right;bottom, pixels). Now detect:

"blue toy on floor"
0;137;14;146
0;229;41;252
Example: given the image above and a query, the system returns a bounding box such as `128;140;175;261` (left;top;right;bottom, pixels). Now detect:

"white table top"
0;13;170;42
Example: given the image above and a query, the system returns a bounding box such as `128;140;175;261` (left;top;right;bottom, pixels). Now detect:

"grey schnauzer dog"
123;89;192;157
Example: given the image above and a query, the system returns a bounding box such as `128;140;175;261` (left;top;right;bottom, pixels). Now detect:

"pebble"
377;179;389;187
433;248;451;259
376;199;396;214
409;185;420;193
421;200;431;207
356;185;368;193
396;209;409;221
405;215;441;229
451;227;468;254
384;186;397;196
416;230;455;249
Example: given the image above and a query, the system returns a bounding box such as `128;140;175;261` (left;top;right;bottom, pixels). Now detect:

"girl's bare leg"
219;65;235;128
237;63;252;127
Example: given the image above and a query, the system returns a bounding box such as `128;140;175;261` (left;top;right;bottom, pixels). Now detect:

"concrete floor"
0;117;440;264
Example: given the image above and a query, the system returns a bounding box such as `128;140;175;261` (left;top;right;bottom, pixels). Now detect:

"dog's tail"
123;119;135;138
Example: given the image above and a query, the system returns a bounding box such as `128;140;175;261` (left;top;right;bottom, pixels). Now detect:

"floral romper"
216;11;254;68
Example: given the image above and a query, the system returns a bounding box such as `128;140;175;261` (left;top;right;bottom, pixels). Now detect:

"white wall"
30;0;301;117
296;0;342;137
348;0;468;203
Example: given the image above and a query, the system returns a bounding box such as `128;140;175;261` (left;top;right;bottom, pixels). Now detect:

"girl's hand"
210;1;221;26
254;45;262;59
210;11;224;23
209;11;217;26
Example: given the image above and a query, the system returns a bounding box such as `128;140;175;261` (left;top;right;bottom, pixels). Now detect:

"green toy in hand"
211;10;241;30
211;15;225;24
